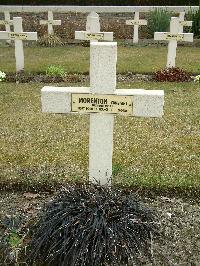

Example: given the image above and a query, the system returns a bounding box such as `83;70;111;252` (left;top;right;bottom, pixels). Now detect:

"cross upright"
0;11;13;30
40;11;61;35
0;17;37;72
75;12;113;42
178;12;193;33
41;42;164;185
0;11;13;44
154;17;193;68
126;12;147;43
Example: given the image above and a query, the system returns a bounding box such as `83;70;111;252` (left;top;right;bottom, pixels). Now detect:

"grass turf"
0;45;199;74
0;81;199;190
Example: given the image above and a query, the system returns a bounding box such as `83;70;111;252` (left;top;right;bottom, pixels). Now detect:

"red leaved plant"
153;67;192;82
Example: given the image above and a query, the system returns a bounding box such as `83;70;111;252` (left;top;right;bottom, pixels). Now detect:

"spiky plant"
38;34;64;47
29;184;159;266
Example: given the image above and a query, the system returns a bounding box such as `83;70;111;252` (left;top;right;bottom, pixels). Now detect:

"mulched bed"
5;72;89;83
4;71;196;83
4;71;154;83
5;71;153;83
0;190;199;265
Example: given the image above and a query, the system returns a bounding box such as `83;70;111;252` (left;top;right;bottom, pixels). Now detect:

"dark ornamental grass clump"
29;185;159;266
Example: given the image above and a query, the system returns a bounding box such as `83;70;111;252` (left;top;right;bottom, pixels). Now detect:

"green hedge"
0;0;199;6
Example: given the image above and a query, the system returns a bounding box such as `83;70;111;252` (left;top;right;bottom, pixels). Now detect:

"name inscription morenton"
71;93;133;115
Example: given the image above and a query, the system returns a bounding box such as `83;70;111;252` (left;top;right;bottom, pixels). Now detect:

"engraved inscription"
127;20;146;25
0;20;12;25
9;33;28;40
71;94;133;115
164;33;184;41
85;33;104;40
180;21;192;26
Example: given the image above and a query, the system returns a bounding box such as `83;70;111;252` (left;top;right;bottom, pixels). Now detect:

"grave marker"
0;17;37;72
0;11;13;27
41;42;164;185
178;12;192;32
75;12;113;42
40;11;61;35
126;12;147;43
0;11;13;44
154;17;193;68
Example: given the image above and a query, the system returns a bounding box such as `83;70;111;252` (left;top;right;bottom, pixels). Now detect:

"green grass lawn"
0;81;199;190
0;45;199;74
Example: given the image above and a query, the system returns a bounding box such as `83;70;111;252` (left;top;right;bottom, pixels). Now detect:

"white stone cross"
126;12;147;43
178;12;193;33
75;12;113;42
0;17;37;72
154;17;193;68
0;11;13;44
41;42;164;186
40;11;61;35
0;11;13;29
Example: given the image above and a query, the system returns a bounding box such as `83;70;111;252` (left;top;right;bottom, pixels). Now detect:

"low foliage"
38;34;64;47
153;67;192;82
186;7;200;38
0;214;27;265
147;8;171;38
46;64;66;78
29;185;159;266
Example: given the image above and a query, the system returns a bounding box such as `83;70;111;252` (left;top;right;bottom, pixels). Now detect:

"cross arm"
0;31;37;40
154;32;193;42
41;87;164;118
0;20;13;25
0;31;9;39
116;89;164;117
75;31;113;41
41;87;90;113
40;20;61;25
18;32;38;40
180;21;193;26
126;20;147;25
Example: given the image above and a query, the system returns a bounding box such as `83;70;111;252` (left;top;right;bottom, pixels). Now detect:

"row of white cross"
0;11;193;42
0;11;193;186
0;11;61;35
0;14;165;186
0;13;193;72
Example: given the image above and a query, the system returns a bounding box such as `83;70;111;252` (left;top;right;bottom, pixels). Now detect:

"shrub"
38;34;64;47
46;65;65;78
153;67;192;82
29;184;159;266
147;8;172;38
186;7;200;38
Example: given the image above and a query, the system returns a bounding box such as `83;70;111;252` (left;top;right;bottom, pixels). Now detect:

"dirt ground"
0;190;199;265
